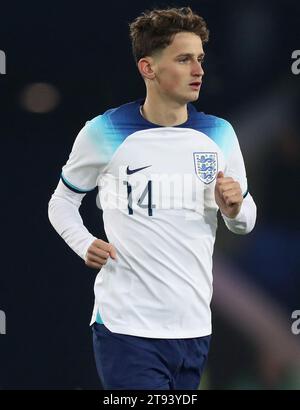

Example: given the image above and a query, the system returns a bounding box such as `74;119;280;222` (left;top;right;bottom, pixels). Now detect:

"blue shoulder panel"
190;113;236;160
86;98;236;162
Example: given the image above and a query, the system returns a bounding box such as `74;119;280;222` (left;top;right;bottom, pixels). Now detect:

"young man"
48;7;256;390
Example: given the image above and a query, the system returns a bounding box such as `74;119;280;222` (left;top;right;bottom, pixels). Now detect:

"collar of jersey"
135;98;197;128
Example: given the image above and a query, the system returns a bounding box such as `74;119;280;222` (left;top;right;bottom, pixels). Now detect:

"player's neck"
141;96;188;127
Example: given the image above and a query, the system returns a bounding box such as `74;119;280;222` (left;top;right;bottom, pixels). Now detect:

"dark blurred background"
0;0;299;389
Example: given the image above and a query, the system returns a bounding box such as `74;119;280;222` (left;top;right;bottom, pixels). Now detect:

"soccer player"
48;7;257;390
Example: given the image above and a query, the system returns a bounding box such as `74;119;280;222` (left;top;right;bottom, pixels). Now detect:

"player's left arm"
215;122;257;235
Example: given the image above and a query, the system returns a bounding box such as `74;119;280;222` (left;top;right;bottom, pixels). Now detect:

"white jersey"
55;98;256;338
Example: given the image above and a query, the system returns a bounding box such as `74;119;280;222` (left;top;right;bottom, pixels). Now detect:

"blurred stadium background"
0;0;299;389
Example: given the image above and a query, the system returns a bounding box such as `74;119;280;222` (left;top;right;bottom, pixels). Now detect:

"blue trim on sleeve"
96;309;104;324
60;173;95;194
243;189;248;199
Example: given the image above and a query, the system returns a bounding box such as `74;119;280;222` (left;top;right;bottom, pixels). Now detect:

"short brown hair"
129;6;209;65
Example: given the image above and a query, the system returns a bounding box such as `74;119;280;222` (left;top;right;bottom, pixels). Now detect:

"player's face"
152;32;205;104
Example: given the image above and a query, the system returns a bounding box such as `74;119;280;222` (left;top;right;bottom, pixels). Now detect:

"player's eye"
179;58;204;63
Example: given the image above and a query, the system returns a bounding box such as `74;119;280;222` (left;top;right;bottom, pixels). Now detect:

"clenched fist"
214;171;243;218
85;239;117;270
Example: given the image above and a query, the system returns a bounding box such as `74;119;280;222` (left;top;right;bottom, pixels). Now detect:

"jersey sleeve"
223;121;248;198
221;121;257;234
61;120;106;193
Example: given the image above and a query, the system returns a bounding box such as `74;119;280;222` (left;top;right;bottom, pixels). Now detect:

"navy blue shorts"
92;322;211;390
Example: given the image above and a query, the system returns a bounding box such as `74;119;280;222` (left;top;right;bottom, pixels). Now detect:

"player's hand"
85;239;117;270
214;171;243;219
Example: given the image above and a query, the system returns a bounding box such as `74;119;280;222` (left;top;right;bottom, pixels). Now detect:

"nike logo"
126;165;152;175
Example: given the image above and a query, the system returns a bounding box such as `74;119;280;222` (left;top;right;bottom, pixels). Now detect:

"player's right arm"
48;121;116;269
85;238;117;269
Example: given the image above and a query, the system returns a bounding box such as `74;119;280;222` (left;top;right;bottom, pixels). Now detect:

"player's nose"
191;60;204;77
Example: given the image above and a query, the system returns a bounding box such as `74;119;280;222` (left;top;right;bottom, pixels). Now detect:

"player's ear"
137;57;156;80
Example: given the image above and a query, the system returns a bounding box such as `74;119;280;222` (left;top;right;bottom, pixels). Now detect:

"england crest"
193;152;218;184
